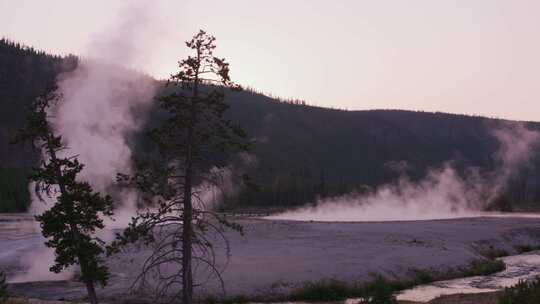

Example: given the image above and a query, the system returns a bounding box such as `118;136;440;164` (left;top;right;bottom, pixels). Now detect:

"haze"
1;0;539;121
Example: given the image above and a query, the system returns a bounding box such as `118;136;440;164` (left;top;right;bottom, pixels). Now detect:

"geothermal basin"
2;213;540;302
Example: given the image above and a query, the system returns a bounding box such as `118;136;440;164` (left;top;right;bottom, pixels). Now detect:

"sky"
1;0;540;121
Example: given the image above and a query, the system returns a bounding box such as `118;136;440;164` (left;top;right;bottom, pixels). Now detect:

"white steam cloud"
9;188;73;283
55;62;156;192
268;123;540;222
14;3;161;282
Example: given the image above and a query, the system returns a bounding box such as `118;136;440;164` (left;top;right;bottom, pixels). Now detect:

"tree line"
0;38;77;212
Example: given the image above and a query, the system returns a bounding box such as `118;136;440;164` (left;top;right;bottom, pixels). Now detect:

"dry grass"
409;291;501;304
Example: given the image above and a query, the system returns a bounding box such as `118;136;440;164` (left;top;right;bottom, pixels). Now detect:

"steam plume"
268;123;540;222
14;3;159;282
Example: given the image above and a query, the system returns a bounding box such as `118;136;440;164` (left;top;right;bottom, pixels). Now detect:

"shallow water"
397;252;540;302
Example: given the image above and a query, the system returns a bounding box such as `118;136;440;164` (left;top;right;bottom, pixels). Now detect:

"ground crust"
4;216;540;301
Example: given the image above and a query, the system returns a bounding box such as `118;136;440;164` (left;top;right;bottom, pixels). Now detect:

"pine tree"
15;86;114;304
113;30;250;304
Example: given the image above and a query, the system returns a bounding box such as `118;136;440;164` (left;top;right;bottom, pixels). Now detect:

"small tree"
15;87;114;304
113;30;250;304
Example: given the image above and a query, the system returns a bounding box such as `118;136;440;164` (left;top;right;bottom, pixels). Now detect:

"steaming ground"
266;209;540;222
266;123;540;223
3;214;540;302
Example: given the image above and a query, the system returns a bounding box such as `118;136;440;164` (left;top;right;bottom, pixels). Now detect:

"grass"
301;258;506;302
396;259;506;291
498;277;540;304
200;258;507;304
427;292;502;304
459;259;506;277
477;248;509;260
286;275;398;303
202;276;398;303
515;244;540;254
202;295;251;304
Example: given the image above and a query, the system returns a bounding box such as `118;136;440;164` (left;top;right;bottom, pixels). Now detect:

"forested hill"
0;39;76;165
221;91;540;210
1;39;539;212
0;39;77;211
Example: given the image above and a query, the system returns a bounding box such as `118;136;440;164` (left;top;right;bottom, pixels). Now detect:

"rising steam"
12;3;159;283
268;123;540;222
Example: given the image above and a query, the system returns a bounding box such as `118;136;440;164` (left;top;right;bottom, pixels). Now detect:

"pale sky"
1;0;540;121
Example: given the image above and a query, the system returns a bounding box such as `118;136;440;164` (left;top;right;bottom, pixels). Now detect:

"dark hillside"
1;40;539;212
221;91;540;209
0;39;77;211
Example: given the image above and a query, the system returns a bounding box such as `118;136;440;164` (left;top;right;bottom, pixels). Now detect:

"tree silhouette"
112;30;249;303
15;86;113;304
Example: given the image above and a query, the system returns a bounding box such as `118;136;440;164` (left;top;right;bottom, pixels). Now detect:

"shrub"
515;245;540;254
361;276;398;304
410;270;435;285
499;278;540;304
290;279;356;302
290;277;397;303
463;259;506;277
202;295;250;304
478;247;509;260
405;259;505;288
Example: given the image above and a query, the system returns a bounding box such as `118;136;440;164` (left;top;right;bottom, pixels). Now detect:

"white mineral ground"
2;214;540;302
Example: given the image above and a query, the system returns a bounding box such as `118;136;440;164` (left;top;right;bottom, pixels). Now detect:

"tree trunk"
182;46;202;304
85;279;98;304
182;92;196;304
182;123;194;303
79;251;99;304
182;174;193;304
182;100;195;303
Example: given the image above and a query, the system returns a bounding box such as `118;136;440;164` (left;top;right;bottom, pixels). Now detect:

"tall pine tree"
113;30;250;304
